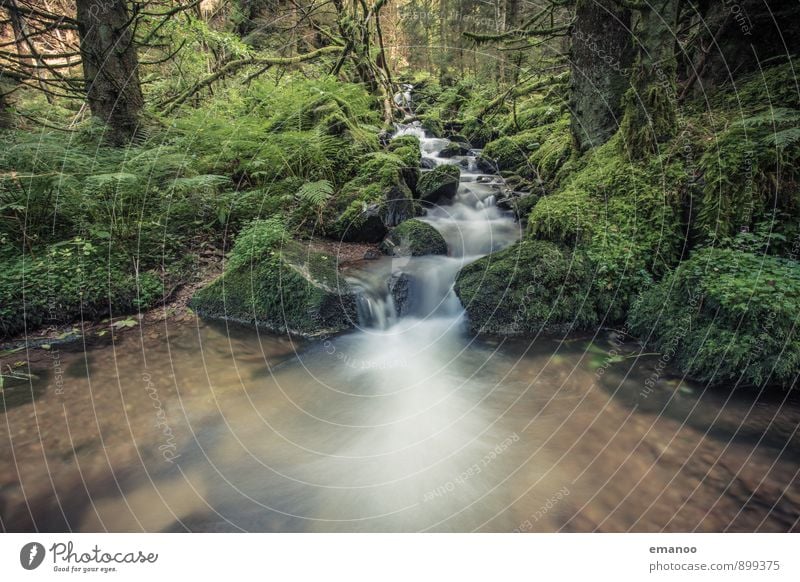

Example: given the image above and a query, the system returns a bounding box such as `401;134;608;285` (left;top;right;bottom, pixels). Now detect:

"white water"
345;121;519;339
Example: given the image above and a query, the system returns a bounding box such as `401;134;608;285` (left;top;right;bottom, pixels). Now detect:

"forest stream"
1;125;798;532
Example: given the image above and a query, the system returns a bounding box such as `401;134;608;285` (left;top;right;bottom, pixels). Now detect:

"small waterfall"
355;291;397;330
349;87;520;332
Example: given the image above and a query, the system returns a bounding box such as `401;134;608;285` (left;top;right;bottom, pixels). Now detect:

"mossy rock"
325;151;419;240
420;116;443;137
483;134;537;172
628;247;800;388
454;239;603;335
417;164;460;203
461;116;498;148
190;219;357;336
439;142;472;158
380;219;448;257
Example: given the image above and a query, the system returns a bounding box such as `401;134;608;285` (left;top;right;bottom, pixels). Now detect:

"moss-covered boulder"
482;133;539;172
439;142;472;158
454;240;603;335
380;219;448;257
628;247;800;388
417;164;460;203
387;135;422;192
325;151;419;241
190;219;357;336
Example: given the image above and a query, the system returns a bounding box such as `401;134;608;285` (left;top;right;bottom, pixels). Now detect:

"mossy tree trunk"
75;0;143;145
620;0;679;158
331;0;394;123
0;88;11;129
681;0;800;97
569;0;633;153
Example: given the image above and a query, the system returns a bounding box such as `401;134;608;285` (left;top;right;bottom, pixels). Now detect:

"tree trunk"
75;0;143;145
683;0;800;97
620;0;679;158
0;88;12;129
6;2;32;73
569;0;633;153
501;0;520;82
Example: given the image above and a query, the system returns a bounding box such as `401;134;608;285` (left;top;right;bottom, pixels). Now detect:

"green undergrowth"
629;246;800;388
0;75;383;338
189;218;356;335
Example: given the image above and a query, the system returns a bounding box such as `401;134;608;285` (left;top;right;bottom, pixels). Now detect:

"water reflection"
1;320;797;532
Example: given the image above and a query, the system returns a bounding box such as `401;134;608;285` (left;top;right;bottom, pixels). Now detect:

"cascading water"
346;118;519;332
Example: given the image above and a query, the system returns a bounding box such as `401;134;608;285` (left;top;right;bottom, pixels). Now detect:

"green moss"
695;107;800;247
526;117;572;185
707;61;800;111
483;133;539;172
628;247;800;387
460;116;498;148
417;164;460;203
483;116;571;180
323;151;418;239
0;238;163;337
190;219;357;336
380;219;447;256
454;240;602;335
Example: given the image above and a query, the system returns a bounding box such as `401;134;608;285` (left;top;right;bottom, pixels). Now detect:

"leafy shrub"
0;238;163;337
628;247;800;387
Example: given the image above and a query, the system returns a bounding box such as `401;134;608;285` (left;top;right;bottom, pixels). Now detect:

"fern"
296;179;333;207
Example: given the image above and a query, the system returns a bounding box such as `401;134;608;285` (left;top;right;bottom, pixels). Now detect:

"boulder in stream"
388;272;413;316
417;164;460;204
475;154;499;174
438;142;472;158
190;220;357;336
380;219;448;257
325;151;421;242
454;239;599;335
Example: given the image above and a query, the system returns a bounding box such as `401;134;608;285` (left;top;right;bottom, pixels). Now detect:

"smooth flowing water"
1;127;798;533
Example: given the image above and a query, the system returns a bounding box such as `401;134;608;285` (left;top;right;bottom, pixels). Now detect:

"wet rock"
190;240;357;337
363;249;381;260
454;240;596;336
448;134;473;148
400;166;420;194
382;183;417;228
417;164;460;204
380;219;448;257
496;191;539;219
340;204;388;243
388;272;413;316
475;154;499;174
438;142;472;158
378;130;392;148
420;157;437;170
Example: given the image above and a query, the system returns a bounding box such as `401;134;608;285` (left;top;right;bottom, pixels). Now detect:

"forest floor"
0;238;379;372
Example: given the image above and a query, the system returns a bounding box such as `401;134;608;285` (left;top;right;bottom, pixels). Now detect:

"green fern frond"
295;180;334;209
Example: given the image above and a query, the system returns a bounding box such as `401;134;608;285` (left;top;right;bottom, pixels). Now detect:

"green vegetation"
629;247;800;388
0;75;384;337
381;219;448;257
1;0;797;390
454;240;599;335
417;165;460;203
189;219;357;336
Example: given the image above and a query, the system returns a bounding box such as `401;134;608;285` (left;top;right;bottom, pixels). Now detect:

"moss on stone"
380;219;448;256
190;219;357;336
628;247;800;388
417;164;460;203
323;151;419;240
454;239;603;335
